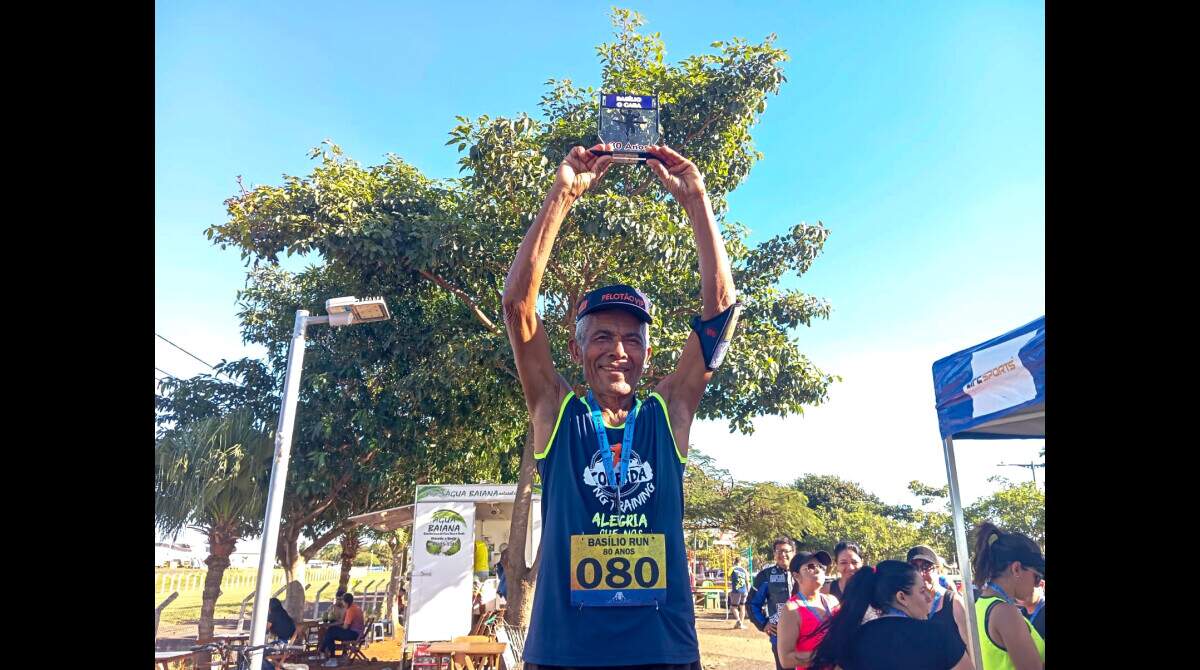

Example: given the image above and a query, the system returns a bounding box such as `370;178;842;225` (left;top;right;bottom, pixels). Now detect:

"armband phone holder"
690;302;742;371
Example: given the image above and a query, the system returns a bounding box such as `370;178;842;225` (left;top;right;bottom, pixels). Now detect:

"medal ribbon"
796;591;833;620
584;390;641;509
1027;599;1044;622
984;581;1014;605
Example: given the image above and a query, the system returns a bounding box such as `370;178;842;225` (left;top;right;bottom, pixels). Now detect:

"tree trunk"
198;524;238;641
385;536;403;635
504;427;541;627
277;522;307;623
339;529;361;592
284;553;307;623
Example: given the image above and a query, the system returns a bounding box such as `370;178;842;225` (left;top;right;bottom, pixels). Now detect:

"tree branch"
418;270;499;332
629;111;722;198
293;472;353;530
301;518;357;560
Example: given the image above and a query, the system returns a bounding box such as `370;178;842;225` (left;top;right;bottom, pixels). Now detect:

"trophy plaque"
595;93;660;163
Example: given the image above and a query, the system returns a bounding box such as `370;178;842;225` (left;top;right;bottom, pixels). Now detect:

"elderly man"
503;143;739;670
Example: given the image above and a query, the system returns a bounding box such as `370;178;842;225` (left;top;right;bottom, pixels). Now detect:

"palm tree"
155;408;272;641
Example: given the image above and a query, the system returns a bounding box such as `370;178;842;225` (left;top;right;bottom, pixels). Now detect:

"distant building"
155;542;203;568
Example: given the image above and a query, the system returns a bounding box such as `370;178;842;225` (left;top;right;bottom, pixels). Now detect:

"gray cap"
906;545;941;566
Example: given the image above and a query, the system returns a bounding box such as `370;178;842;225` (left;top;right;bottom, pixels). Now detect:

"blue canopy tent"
931;315;1044;664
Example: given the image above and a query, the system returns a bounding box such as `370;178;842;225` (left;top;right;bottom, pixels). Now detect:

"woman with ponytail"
971;523;1045;670
809;560;972;670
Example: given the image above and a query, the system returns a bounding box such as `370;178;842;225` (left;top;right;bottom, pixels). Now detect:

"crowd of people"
734;524;1044;670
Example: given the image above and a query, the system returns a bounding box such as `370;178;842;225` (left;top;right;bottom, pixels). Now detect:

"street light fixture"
246;296;390;667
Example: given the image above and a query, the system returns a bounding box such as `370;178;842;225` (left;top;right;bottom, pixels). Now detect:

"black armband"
690;302;743;371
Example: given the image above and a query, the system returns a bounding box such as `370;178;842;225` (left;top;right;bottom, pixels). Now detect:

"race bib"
569;533;666;607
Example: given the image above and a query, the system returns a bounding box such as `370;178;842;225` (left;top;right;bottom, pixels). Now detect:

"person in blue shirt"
728;556;751;629
496;548;508;600
503;143;740;670
748;538;797;670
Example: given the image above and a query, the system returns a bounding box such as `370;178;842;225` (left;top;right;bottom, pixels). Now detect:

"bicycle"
190;639;308;670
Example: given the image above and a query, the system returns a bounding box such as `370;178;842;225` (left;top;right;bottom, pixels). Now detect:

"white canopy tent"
931;315;1044;664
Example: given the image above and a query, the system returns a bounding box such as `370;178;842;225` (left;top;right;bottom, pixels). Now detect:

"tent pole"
943;436;983;668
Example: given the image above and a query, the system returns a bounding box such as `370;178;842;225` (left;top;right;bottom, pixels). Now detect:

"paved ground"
156;610;775;670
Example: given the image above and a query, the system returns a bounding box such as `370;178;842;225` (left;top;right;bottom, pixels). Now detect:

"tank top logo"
581;446;656;512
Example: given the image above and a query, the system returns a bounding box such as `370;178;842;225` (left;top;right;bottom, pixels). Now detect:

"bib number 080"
575;556;660;590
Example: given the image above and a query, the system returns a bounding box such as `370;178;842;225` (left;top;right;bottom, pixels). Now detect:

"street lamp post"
246;297;390;668
997;461;1046;486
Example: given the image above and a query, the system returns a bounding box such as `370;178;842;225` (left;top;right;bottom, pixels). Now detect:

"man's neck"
591;387;635;424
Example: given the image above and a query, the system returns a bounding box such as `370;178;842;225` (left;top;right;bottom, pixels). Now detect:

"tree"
338;529;362;590
317;544;343;564
206;8;836;625
791;474;885;513
791;473;916;522
727;482;824;557
154;408;271;642
905;478;1045;568
155;355;409;622
966;478;1045;549
808;504;921;563
682;448;735;532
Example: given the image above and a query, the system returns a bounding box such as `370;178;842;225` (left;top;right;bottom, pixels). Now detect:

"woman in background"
822;541;864;601
808;560;972;670
971;523;1045;670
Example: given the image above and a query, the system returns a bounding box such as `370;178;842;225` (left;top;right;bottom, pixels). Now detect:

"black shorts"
526;662;702;670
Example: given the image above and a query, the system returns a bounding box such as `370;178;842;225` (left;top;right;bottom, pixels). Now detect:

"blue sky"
156;1;1045;545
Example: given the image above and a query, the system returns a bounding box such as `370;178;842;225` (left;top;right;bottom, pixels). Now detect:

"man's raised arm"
502;144;613;416
646;144;738;451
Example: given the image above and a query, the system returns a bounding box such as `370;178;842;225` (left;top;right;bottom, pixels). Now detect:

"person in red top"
776;551;840;669
319;592;365;664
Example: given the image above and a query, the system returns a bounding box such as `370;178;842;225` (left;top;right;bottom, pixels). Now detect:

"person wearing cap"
775;550;839;669
908;545;972;663
970;523;1045;670
503;142;737;670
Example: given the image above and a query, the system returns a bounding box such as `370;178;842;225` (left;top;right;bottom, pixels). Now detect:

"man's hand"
645;144;707;206
764;622;777;637
556;144;614;199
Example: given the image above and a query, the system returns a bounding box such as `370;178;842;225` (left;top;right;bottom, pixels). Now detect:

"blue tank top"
523;391;699;666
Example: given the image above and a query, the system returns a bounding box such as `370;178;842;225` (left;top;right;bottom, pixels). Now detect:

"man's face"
570;309;650;397
773;543;794;568
911;558;938;590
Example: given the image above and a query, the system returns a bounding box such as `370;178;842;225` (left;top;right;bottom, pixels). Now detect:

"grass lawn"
154;567;388;626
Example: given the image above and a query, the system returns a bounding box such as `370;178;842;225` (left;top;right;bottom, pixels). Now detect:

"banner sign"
408;501;475;641
932;316;1045;439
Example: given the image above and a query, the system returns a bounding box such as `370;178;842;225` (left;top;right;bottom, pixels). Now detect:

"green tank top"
975;595;1045;669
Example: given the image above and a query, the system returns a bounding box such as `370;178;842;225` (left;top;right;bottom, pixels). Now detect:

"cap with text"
575;284;653;323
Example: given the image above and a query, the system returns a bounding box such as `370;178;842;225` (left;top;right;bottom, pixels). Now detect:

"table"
308;621;337;651
298;620;325;653
154;650;193;670
424;641;508;670
211;633;249;645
